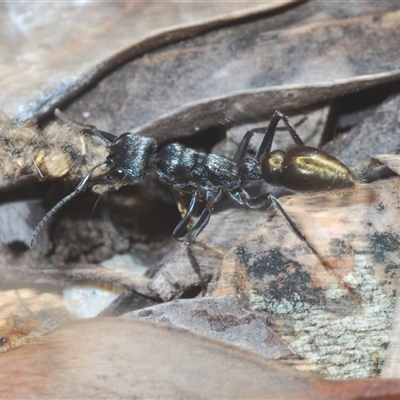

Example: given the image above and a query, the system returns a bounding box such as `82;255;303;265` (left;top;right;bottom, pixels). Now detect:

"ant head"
30;133;157;247
93;133;157;184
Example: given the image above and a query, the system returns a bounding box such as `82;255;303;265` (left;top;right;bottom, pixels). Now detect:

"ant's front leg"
179;190;222;294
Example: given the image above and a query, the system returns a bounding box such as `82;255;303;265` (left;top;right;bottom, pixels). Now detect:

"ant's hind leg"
275;111;305;147
269;195;352;290
256;111;305;161
229;187;272;209
268;195;309;244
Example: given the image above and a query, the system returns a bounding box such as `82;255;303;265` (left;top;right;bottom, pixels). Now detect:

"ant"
30;110;358;294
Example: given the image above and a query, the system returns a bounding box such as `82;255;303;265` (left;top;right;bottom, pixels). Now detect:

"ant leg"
171;191;200;241
55;109;117;144
183;191;222;294
268;195;309;243
185;206;212;294
269;194;329;267
275;111;305;147
170;189;214;293
185;205;212;247
233;131;255;163
234;111;309;163
269;195;352;289
229;187;271;209
256;111;284;161
185;244;207;293
256;111;305;161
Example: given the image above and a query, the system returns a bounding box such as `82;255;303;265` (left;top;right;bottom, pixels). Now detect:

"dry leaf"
374;154;400;176
1;318;400;399
0;289;70;353
63;7;400;140
1;1;296;120
125;294;294;359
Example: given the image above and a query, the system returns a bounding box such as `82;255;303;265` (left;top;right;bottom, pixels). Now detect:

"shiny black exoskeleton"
31;110;358;292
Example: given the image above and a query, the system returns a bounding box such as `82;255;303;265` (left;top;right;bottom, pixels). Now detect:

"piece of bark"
381;278;400;378
213;178;400;379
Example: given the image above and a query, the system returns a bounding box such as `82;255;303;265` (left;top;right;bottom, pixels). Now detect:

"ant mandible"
30;110;358;293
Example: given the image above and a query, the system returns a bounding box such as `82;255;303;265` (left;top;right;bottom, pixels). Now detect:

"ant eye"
110;168;125;180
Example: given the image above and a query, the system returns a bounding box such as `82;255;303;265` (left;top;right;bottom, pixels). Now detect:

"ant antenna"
54;109;116;143
30;162;106;248
54;108;97;131
55;108;102;137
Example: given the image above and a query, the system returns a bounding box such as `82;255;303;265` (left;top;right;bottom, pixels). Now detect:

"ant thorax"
154;143;241;191
237;157;262;181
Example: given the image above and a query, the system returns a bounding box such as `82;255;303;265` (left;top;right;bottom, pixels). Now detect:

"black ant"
30;110;358;293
